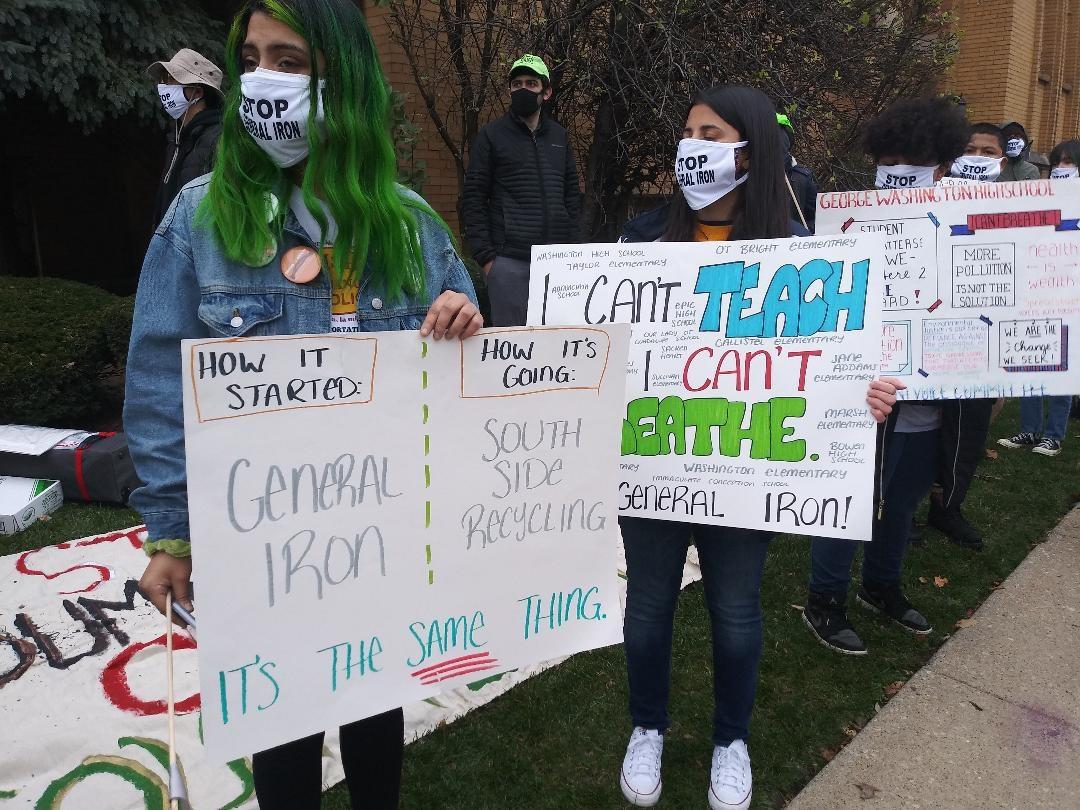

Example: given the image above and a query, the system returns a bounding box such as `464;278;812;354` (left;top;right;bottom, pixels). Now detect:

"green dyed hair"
201;0;439;299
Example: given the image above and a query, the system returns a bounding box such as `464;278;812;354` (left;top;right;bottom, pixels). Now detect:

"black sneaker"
927;505;984;550
907;517;923;546
1032;437;1062;457
998;431;1037;449
802;591;867;655
856;584;932;634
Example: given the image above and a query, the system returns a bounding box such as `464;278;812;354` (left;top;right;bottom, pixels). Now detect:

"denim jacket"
125;175;478;541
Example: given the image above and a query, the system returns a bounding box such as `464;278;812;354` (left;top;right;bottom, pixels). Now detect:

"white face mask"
875;164;938;190
239;68;326;168
1050;166;1079;179
951;155;1003;182
1005;137;1025;158
157;84;192;120
675;138;749;211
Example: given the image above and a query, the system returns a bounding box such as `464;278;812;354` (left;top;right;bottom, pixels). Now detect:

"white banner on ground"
181;326;629;762
528;237;885;540
818;180;1080;399
1;525;703;808
0;425;89;456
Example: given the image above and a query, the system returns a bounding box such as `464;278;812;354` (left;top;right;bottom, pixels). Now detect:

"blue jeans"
809;430;939;597
621;517;771;746
1020;396;1073;441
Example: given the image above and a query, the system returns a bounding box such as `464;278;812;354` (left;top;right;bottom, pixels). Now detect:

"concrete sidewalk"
789;506;1080;810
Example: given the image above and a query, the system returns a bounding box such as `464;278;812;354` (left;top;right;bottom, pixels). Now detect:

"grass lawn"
4;402;1077;809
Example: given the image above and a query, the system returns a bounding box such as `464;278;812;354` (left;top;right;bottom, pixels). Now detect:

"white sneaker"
708;739;752;810
620;727;663;806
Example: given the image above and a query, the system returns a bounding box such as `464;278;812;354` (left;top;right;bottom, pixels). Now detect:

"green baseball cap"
509;54;550;81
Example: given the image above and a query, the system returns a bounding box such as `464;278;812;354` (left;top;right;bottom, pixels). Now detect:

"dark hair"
663;85;791;242
509;69;550;89
863;97;969;166
1001;121;1027;139
195;83;223;109
969;122;1005;152
1049;139;1080;167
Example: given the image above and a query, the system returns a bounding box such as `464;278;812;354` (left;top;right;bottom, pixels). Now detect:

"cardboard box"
0;477;63;535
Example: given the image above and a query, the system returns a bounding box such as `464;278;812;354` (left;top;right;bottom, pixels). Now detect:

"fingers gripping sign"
866;377;906;423
139;553;194;628
420;291;483;340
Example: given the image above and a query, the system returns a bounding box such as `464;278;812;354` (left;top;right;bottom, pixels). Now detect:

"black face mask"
510;88;542;117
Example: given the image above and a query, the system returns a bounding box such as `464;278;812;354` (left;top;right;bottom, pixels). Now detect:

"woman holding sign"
127;1;481;807
616;85;901;810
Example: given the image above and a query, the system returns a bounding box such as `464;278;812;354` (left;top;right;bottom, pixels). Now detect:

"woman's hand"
420;291;483;340
867;377;905;423
139;552;193;626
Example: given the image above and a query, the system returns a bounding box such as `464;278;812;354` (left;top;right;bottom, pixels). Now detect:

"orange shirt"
695;222;733;242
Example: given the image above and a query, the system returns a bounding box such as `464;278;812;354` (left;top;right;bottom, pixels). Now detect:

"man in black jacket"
461;54;581;326
148;49;224;223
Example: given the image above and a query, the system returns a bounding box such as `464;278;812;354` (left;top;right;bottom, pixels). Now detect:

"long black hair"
1050;140;1080;167
663;85;791;242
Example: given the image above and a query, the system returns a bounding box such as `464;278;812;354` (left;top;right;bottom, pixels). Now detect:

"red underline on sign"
420;663;501;685
410;652;492;678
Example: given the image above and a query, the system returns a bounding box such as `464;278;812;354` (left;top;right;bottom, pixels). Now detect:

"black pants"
486;255;531;326
251;708;404;809
936;398;995;510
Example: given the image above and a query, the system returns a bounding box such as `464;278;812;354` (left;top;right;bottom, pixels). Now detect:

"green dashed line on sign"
422;341;434;586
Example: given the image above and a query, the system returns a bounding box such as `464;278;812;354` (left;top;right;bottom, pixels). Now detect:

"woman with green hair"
127;1;481;806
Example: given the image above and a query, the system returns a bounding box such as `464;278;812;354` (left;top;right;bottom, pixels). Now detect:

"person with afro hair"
802;96;969;656
865;96;970;190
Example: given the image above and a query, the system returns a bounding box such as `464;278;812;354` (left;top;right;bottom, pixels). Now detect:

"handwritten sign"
527;237;885;540
818;180;1080;398
181;327;629;762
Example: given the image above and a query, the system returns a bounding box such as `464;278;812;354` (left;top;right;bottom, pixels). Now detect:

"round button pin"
230;315;244;328
371;297;384;310
280;246;321;284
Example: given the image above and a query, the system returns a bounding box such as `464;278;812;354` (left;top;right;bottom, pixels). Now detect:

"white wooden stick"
165;592;185;810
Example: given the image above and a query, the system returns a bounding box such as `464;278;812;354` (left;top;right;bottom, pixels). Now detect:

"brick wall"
945;0;1080;152
363;1;1080;216
363;4;465;233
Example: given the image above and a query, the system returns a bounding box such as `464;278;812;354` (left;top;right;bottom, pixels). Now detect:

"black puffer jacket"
461;112;581;264
786;161;818;233
156;107;222;222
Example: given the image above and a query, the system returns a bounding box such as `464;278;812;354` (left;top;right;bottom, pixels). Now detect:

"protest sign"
528;237;885;541
818;180;1080;399
181;326;629;762
1;524;705;808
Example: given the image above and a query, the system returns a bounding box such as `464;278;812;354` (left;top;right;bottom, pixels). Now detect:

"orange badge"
280;246;321;284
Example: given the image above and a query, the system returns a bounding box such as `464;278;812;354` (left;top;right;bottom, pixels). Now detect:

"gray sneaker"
803;591;867;655
857;584;931;634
